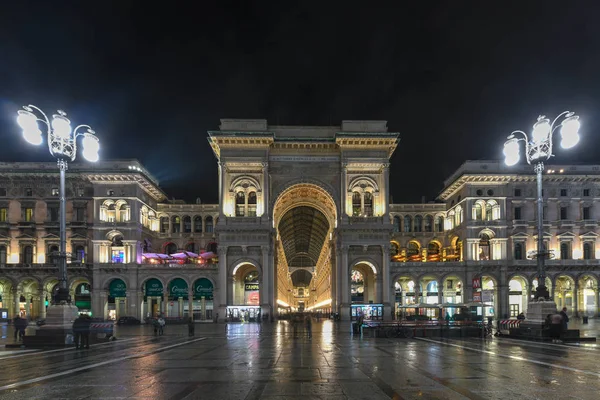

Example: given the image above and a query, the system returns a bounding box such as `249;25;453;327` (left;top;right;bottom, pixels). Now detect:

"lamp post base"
23;303;79;348
521;300;557;329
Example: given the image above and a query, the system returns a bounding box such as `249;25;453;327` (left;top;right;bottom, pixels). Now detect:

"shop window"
236;192;245;217
0;245;6;264
393;216;400;232
583;242;593;260
560;207;568;220
403;215;412;233
183;216;192;233
560;242;571;260
194;216;203;233
514;242;524;260
514;207;521;220
172;216;181;233
424;215;433;232
160;217;169;233
414;215;422;232
583;207;591;220
205;216;213;233
247;192;257;217
364;192;373;216
111;249;124;263
352;192;361;216
0;207;7;222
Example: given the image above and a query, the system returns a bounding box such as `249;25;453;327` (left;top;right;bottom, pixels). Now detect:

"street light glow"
503;138;520;166
531;118;550;144
560;116;581;149
51;114;72;139
17;110;43;145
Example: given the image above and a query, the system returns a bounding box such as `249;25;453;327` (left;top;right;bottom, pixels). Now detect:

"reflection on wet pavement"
0;320;599;399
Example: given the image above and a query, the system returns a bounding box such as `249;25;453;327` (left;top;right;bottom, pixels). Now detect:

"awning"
142;253;172;260
200;252;216;259
171;251;199;259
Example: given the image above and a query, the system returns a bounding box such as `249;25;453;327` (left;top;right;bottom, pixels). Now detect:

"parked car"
117;316;141;325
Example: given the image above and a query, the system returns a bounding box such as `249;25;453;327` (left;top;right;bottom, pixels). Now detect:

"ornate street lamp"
17;105;99;306
503;111;580;302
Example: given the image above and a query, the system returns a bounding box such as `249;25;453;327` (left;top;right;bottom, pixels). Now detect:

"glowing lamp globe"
560;116;580;149
503;138;520;166
82;134;100;162
531;118;550;145
51;114;72;139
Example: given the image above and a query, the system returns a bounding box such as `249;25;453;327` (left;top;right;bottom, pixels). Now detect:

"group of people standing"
546;307;570;343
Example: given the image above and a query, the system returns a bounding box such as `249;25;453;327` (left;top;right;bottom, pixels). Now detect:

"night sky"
1;2;600;204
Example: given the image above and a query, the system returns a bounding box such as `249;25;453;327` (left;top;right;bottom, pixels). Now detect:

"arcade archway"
272;183;337;316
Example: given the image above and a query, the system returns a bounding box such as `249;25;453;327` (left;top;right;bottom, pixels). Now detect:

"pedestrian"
559;307;569;332
13;316;22;341
517;312;525;320
550;313;563;343
215;313;219;323
158;316;165;336
73;314;88;349
305;315;312;339
152;318;160;335
187;317;195;337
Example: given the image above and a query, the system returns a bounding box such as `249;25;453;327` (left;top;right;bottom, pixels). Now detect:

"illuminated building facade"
0;122;599;322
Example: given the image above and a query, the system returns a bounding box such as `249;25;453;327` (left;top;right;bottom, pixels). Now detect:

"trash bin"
583;316;589;324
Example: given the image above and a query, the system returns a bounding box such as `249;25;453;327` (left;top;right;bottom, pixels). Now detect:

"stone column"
595;289;599;318
498;283;509;319
163;292;169;317
330;245;338;313
382;245;391;320
100;291;108;320
341;162;348;217
382;163;390;217
91;289;102;319
127;290;140;320
188;288;194;321
39;289;47;319
262;162;269;218
573;280;579;317
13;289;20;317
217;246;228;322
178;297;184;318
261;245;272;320
340;245;350;320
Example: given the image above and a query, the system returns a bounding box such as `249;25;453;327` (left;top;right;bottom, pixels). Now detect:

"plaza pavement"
0;319;599;399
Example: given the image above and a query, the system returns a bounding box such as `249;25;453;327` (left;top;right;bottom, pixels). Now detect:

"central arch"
272;183;338;316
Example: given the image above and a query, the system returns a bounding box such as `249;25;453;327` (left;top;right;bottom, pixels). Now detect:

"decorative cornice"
85;173;167;202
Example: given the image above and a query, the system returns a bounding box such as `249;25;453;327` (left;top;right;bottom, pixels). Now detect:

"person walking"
187;317;195;337
305;315;312;339
13;316;22;341
73;314;90;349
559;307;569;332
157;316;165;336
550;313;563;343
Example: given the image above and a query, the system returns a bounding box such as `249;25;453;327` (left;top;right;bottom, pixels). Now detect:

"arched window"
473;203;483;220
75;245;85;263
205;216;214;233
485;203;493;221
165;243;178;255
435;216;444;232
172;216;181;233
22;245;33;264
404;215;412;233
560;242;571;260
248;192;257;217
0;245;6;264
194;216;203;233
414;215;423;232
352;192;361;216
514;242;523;260
364;192;373;216
454;206;462;226
118;203;129;222
183;216;192;233
160;217;169;233
424;215;433;232
479;233;490;260
393;216;401;232
427;242;440;261
106;204;116;222
583;242;593;260
390;242;399;257
407;241;420;260
236;192;245;217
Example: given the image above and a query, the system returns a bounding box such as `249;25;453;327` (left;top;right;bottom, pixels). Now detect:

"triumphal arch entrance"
208;119;398;321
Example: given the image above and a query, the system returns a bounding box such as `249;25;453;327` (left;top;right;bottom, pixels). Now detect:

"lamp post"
503;111;580;303
16;105;99;306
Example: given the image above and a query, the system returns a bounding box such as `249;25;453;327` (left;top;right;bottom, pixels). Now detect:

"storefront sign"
245;283;259;291
473;292;482;302
109;279;127;297
194;278;213;300
482;290;493;303
472;277;481;290
145;278;163;296
169;278;188;298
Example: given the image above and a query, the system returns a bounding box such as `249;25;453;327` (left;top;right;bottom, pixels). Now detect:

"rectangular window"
584;189;591;197
0;188;6;196
75;207;85;222
24;208;33;222
560;189;567;197
48;207;59;222
25;188;32;197
583;207;591;220
111;249;125;264
514;207;522;220
51;188;59;196
0;208;7;222
560;207;568;220
514;189;521;197
77;188;85;197
542;206;547;220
